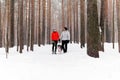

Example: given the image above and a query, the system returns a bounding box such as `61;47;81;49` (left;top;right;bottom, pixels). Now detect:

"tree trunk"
67;0;69;29
87;0;100;58
30;0;35;51
47;0;51;44
69;0;72;43
75;0;79;43
80;0;85;48
5;0;10;57
62;0;65;28
104;0;109;42
38;0;41;46
19;0;23;53
112;0;115;49
100;0;107;51
42;0;46;45
27;0;31;51
10;0;14;47
116;0;120;52
25;0;28;45
0;1;2;47
73;1;76;42
17;0;20;51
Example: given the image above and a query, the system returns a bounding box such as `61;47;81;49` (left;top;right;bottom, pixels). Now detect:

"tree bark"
27;0;31;51
112;0;115;49
19;0;23;53
116;0;120;52
87;0;100;58
10;0;14;47
100;0;107;51
62;0;65;28
0;1;2;47
38;0;41;46
69;0;72;43
30;0;35;51
47;0;51;44
80;0;85;48
75;0;79;43
42;0;46;45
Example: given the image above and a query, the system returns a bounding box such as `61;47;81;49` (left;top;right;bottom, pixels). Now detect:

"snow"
0;43;120;80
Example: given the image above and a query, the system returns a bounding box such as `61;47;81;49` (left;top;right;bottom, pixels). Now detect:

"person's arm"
57;32;60;40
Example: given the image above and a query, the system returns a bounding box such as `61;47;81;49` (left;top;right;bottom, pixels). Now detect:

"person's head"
64;27;68;31
53;29;57;32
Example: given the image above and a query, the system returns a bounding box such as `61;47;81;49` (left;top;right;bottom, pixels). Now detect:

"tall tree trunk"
100;0;107;51
87;0;100;58
107;0;113;43
27;0;31;51
103;0;109;42
19;0;23;53
42;0;46;45
69;0;72;43
112;0;115;49
17;0;20;51
75;0;79;43
62;0;65;28
80;0;85;48
47;0;51;44
38;0;41;46
73;1;76;42
67;0;69;29
5;0;10;57
10;0;14;47
30;0;35;51
25;0;28;45
116;0;120;52
0;1;2;47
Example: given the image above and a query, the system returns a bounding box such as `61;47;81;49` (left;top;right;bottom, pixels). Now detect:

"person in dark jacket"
51;29;60;54
60;27;70;53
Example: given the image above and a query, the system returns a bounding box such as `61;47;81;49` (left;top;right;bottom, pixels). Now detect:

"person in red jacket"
51;29;60;54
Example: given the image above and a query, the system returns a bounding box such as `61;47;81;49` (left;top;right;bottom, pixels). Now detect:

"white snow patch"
0;43;120;80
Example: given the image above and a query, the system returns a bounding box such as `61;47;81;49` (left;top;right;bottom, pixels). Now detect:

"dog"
57;44;62;53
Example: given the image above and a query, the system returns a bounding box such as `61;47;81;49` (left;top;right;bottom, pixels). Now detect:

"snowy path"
0;43;120;80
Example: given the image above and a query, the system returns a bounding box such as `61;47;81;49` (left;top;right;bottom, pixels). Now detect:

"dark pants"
52;40;58;53
61;40;69;53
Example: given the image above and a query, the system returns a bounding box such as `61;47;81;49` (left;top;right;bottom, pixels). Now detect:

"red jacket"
51;31;59;41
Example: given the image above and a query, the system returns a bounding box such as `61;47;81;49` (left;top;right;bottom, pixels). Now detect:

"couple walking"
51;27;70;54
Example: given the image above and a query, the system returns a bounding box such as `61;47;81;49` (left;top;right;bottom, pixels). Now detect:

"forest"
0;0;120;58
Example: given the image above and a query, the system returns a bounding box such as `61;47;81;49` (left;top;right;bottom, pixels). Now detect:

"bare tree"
5;0;10;57
42;0;46;45
75;0;79;43
27;0;31;51
17;0;20;51
116;0;120;52
38;0;41;46
0;1;2;47
80;0;85;48
47;0;51;44
19;0;23;53
69;0;72;43
10;0;14;47
73;0;76;42
62;0;65;28
30;0;35;51
87;0;100;58
112;0;115;48
100;0;108;51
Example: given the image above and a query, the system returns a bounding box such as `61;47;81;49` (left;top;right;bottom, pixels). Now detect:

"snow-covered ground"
0;43;120;80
